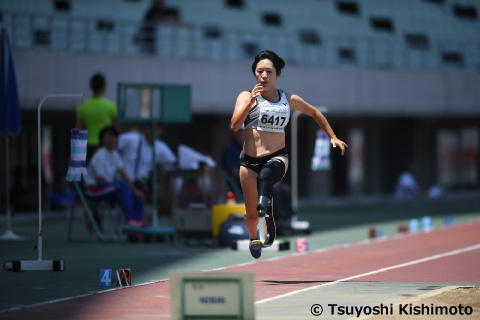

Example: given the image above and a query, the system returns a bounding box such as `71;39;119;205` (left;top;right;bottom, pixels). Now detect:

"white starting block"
170;271;254;320
232;239;290;251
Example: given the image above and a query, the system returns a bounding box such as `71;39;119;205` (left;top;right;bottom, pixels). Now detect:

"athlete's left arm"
287;93;348;156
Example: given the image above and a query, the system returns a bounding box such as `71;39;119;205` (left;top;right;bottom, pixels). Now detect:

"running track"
2;221;479;319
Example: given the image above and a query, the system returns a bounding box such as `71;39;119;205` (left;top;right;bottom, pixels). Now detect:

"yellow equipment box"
212;203;246;236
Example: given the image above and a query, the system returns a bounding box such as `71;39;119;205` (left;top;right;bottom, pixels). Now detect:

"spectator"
76;73;120;163
394;162;422;199
86;126;144;226
117;124;176;183
139;0;181;54
117;124;177;215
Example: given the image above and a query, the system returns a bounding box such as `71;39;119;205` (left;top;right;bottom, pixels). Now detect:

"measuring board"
170;271;254;320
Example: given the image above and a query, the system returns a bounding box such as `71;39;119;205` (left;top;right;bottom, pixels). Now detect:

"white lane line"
0;278;170;314
255;243;480;304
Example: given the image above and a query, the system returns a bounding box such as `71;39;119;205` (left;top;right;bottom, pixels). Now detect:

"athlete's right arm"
231;84;263;132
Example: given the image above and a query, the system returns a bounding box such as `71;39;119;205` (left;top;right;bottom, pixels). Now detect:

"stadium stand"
1;0;479;69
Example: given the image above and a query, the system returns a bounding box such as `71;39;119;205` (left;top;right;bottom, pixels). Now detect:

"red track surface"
2;222;480;320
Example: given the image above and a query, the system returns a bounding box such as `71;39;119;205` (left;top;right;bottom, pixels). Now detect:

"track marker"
99;269;112;287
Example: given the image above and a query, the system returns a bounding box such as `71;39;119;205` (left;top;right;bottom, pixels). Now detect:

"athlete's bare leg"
240;166;259;239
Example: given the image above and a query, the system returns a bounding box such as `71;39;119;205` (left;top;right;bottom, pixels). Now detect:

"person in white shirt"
86;126;145;226
117;124;177;184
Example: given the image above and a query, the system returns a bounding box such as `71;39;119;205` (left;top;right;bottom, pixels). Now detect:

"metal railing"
2;10;480;70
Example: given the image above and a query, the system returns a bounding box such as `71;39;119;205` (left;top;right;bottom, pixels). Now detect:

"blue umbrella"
0;28;20;135
0;28;24;241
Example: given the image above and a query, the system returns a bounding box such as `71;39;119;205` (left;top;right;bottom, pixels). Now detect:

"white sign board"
170;271;254;320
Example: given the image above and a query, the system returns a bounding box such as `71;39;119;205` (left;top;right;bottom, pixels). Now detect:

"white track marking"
256;243;480;304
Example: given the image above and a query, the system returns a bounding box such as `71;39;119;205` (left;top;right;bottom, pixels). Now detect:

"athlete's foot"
249;228;262;259
256;196;269;218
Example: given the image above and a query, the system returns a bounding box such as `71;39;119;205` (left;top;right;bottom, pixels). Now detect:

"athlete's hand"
331;137;348;156
251;83;263;100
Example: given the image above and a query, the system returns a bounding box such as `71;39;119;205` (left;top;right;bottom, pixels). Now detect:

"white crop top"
243;90;290;133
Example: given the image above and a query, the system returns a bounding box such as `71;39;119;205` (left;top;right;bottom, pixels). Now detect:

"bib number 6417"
261;114;287;126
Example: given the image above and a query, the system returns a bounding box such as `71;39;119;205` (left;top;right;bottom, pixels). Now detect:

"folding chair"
68;181;126;242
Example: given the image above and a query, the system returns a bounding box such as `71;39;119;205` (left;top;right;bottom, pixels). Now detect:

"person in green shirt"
76;73;120;163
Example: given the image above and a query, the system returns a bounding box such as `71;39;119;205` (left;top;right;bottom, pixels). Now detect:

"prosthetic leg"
250;197;275;248
264;197;276;245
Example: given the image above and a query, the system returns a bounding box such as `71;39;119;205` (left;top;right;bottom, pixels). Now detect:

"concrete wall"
14;49;480;116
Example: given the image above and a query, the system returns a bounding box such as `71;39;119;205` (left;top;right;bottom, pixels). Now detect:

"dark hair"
99;126;118;143
251;50;285;75
90;73;106;94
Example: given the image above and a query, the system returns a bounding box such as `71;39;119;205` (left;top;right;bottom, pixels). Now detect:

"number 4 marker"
99;269;112;287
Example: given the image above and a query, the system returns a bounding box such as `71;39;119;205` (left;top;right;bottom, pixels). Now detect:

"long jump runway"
2;221;479;319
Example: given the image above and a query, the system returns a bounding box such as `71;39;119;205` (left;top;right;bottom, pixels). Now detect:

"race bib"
257;104;290;132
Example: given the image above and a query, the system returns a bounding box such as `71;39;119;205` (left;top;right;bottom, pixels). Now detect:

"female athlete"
231;50;348;259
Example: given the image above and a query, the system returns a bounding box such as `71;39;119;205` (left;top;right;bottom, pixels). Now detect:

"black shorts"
240;148;289;174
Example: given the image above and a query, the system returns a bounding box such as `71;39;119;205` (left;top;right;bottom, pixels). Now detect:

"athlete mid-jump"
231;50;348;259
